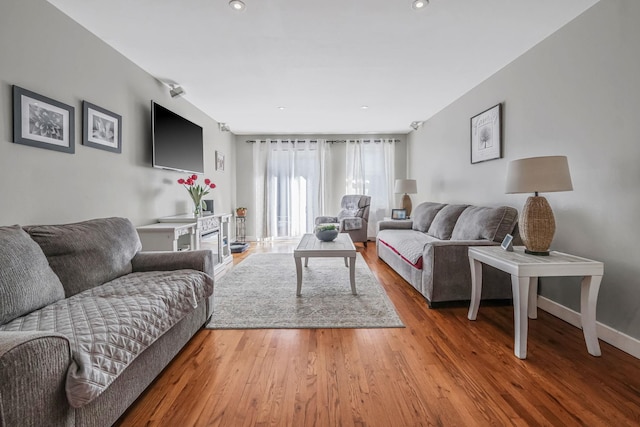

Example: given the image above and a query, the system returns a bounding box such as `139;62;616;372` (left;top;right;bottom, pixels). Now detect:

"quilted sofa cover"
377;202;518;307
0;217;215;427
0;270;212;408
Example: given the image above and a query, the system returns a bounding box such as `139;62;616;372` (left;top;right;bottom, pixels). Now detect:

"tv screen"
152;101;204;174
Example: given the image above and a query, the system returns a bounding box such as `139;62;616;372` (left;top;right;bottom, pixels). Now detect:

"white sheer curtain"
253;139;328;240
346;139;395;238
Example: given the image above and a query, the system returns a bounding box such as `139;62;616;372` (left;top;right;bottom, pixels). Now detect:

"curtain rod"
245;139;401;144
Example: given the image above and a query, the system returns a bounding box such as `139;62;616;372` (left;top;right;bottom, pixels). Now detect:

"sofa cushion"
0;225;65;325
411;202;446;232
24;217;142;298
427;204;469;240
451;206;519;242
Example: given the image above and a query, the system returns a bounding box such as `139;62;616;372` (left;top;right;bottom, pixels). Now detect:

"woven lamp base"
402;194;413;217
520;196;556;256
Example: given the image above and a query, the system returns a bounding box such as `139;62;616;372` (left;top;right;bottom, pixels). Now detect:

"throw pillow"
411;202;446;232
0;225;65;325
25;217;142;298
451;206;519;242
427;204;469;240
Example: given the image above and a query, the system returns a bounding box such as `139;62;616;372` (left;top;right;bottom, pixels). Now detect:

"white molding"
537;296;640;360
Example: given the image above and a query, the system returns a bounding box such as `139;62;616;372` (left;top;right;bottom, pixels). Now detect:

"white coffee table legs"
295;257;303;296
295;256;357;296
348;256;356;295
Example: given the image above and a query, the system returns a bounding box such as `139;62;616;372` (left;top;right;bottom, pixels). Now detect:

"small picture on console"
391;209;407;220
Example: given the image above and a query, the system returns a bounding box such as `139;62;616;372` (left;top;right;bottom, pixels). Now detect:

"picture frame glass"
216;151;225;171
87;108;118;148
391;209;407;220
471;103;501;164
21;95;70;147
501;234;514;251
82;101;122;153
13;85;75;154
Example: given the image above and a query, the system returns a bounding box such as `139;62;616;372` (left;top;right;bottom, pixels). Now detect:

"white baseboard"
537;296;640;360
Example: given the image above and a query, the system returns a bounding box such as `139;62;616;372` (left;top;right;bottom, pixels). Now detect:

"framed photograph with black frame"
470;103;502;164
83;101;122;153
391;209;407;220
13;85;75;154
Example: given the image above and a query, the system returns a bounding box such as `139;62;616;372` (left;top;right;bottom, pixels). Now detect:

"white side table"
467;246;604;359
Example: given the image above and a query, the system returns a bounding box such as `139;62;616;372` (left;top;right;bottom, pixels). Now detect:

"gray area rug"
206;253;404;329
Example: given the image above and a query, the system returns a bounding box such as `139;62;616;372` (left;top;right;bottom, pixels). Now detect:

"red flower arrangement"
178;175;216;216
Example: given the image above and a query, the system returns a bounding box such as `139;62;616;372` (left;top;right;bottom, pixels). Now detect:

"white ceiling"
48;0;598;135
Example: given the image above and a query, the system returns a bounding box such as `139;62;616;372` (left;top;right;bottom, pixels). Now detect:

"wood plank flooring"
117;241;640;426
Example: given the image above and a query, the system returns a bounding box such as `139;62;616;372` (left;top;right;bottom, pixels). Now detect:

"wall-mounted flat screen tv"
152;101;204;174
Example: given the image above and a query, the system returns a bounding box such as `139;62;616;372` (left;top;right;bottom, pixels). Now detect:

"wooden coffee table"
293;233;357;296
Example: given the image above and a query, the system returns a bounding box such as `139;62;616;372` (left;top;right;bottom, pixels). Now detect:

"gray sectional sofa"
0;217;214;427
377;202;518;307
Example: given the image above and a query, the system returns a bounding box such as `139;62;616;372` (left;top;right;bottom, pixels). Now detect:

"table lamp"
394;179;417;217
505;156;573;255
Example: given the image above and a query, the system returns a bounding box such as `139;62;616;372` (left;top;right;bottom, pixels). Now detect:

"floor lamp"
506;156;573;255
394;179;417;217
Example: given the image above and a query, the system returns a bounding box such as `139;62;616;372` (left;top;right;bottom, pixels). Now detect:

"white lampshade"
394;179;417;194
505;156;573;194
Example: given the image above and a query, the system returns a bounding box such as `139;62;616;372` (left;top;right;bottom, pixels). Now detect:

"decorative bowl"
315;225;339;242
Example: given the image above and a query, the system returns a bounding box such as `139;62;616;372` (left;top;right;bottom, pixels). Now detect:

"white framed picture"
216;150;225;171
470;103;502;164
83;101;122;153
13;85;75;154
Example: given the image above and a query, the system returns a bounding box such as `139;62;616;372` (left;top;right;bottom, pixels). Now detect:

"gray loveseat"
0;217;214;427
377;202;518;307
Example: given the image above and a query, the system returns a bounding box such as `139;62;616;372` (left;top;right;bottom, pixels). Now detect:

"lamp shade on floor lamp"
506;156;573;255
394;179;417;217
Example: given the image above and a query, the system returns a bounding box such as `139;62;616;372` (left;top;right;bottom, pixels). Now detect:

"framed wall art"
391;209;407;220
83;101;122;153
13;85;75;154
216;150;225;171
470;103;502;164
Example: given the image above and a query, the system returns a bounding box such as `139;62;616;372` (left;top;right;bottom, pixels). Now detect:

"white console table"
467;246;604;359
136;222;198;252
137;213;233;280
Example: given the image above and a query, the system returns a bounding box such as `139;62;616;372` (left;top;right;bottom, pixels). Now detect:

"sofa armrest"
131;250;214;278
421;240;511;304
0;332;73;427
377;220;413;232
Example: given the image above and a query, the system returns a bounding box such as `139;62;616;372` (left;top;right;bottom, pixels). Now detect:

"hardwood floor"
117;241;640;426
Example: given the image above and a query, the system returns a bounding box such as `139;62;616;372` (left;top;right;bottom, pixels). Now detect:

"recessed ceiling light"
360;105;369;110
412;0;429;10
229;0;246;12
277;106;286;110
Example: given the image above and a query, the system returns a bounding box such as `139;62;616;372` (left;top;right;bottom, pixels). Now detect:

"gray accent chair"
316;195;371;246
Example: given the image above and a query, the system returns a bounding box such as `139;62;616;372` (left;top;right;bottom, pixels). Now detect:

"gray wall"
235;134;407;240
0;0;235;227
407;0;640;339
